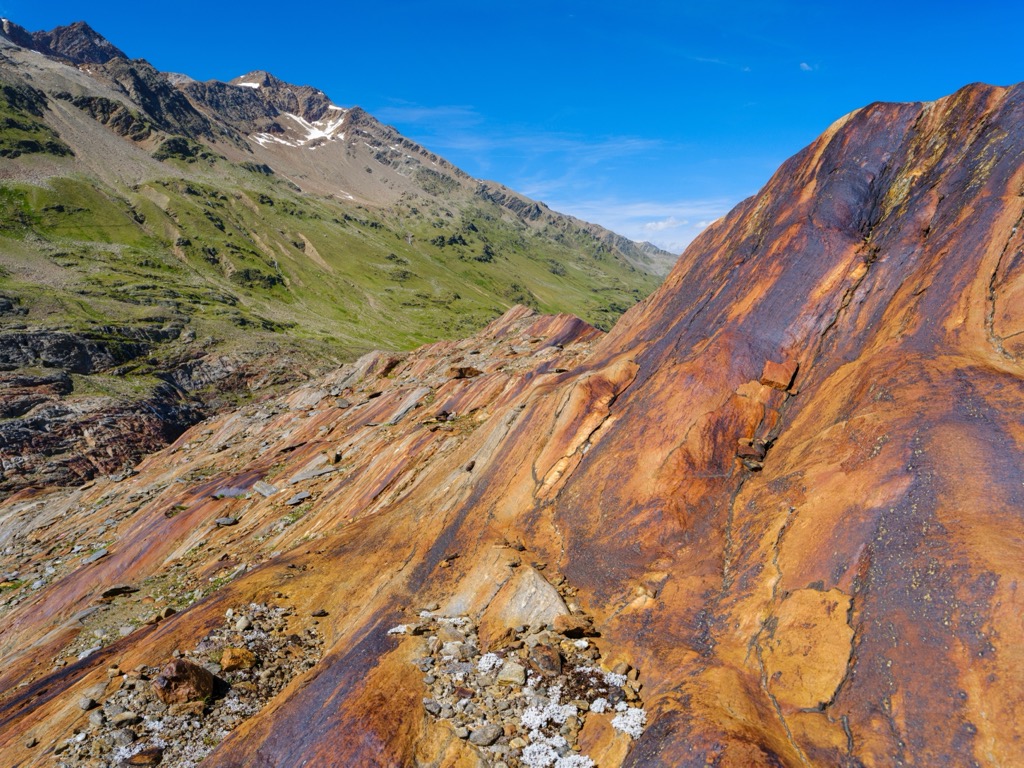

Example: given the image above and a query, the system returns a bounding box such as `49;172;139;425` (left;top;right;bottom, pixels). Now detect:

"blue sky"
7;1;1024;253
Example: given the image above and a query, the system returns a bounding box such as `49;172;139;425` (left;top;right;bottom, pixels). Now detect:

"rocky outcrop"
476;183;545;221
56;93;157;141
226;71;334;123
0;350;309;492
89;58;216;141
0;371;72;419
176;78;281;135
0;325;180;374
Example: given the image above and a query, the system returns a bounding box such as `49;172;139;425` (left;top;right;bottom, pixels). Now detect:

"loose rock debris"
53;602;322;767
390;611;646;768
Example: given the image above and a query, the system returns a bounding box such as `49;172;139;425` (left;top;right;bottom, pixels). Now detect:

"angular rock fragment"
220;647;256;671
286;491;311;506
736;439;767;461
253;480;278;497
553;614;597;638
759;358;798;390
529;644;562;676
496;660;526;685
124;746;164;765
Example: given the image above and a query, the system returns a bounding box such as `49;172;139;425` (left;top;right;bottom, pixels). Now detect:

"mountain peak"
38;20;127;64
230;70;286;90
225;70;334;122
0;18;33;48
0;19;126;64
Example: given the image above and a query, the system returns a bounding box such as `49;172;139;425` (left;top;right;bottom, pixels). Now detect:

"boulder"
477;566;569;649
152;659;215;705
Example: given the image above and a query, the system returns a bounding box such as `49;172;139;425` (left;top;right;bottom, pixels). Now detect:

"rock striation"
0;82;1022;767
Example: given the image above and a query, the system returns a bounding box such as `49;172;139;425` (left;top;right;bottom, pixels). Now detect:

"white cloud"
643;216;687;233
799;62;813;71
373;103;483;127
548;198;735;254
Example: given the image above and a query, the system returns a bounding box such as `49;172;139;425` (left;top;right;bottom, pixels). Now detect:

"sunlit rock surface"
1;82;1023;766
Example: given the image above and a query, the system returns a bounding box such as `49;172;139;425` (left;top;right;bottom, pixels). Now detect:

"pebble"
469;723;502;746
215;517;238;527
496;661;526;685
311;608;329;617
221;647;257;671
235;616;252;631
111;728;136;747
111;711;141;726
78;696;97;711
125;747;164;765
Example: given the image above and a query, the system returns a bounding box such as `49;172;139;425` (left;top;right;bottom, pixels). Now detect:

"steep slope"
0;73;1020;768
0;21;673;493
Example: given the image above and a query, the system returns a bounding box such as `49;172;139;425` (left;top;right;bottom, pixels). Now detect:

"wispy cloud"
371;100;742;253
375;99;664;183
799;62;813;72
373;103;484;128
548;197;737;255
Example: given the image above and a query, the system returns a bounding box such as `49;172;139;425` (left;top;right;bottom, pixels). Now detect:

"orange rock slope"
1;81;1023;766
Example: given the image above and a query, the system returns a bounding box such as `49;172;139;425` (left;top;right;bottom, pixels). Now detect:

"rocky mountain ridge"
0;78;1020;767
0;20;127;65
0;20;675;273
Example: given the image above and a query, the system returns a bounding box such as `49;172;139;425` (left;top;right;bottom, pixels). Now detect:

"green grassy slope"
0;156;659;372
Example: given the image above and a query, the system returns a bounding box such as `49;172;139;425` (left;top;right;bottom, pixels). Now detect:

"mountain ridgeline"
0;20;675;492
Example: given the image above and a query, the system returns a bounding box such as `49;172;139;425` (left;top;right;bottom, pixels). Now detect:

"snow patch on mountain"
252;109;348;149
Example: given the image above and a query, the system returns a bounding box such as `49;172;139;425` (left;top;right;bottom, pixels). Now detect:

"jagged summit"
0;19;126;64
230;70;294;90
221;69;336;122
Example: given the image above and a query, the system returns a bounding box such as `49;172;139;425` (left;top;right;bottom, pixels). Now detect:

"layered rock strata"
0;82;1022;766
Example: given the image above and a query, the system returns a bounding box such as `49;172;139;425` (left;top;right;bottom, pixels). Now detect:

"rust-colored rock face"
1;83;1023;766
